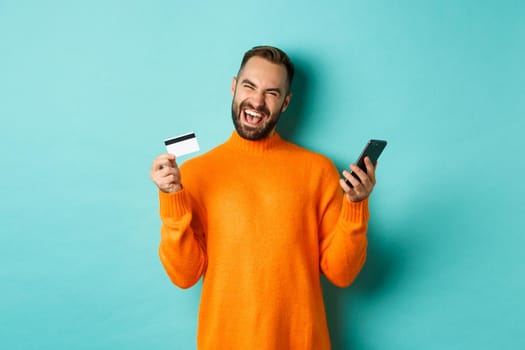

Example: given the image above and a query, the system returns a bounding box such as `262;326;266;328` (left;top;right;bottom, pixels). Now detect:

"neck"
226;130;284;154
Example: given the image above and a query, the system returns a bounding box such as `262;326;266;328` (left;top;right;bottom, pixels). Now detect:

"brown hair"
238;46;295;91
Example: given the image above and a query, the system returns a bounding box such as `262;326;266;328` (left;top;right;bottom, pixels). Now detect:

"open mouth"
242;108;266;127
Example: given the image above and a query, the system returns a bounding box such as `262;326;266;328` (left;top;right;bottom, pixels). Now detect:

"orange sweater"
158;131;369;349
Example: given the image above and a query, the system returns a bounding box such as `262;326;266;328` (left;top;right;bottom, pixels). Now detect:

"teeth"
245;110;262;118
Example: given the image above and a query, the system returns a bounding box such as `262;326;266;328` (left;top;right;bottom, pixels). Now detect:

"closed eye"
240;79;256;90
265;89;281;97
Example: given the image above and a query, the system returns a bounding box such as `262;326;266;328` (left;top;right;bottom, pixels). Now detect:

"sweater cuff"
341;197;370;223
159;189;190;218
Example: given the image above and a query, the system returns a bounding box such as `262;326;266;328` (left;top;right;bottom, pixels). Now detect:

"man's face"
231;56;291;140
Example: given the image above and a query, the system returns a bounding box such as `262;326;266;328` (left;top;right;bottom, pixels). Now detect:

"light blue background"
1;1;524;349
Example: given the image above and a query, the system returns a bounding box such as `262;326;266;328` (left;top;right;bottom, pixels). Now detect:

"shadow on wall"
279;52;403;348
321;186;452;348
321;224;400;349
276;54;316;141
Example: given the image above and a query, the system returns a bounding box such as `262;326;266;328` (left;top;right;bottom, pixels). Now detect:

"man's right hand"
150;154;182;193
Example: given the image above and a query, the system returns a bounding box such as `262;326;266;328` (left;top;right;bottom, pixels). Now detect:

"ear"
281;93;292;112
231;77;237;96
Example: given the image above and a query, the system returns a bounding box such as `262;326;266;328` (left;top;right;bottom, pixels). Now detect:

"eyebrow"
240;79;283;95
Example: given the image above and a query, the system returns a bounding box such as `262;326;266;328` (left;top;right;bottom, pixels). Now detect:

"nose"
250;91;265;108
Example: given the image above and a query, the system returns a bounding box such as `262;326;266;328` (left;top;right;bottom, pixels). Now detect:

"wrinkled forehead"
237;56;289;90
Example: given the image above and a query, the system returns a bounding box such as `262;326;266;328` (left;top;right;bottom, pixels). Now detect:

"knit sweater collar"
225;131;285;154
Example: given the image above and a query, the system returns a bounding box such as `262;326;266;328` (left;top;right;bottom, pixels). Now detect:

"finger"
340;181;365;202
153;158;168;171
351;164;374;190
160;154;177;169
153;154;177;170
158;170;182;187
151;165;179;185
342;170;361;189
344;166;374;199
158;171;179;185
349;164;368;185
344;184;369;203
167;155;177;168
159;166;178;177
339;178;357;200
339;178;352;192
159;179;176;190
164;174;180;185
364;157;376;184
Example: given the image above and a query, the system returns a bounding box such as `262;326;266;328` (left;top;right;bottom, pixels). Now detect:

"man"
150;46;377;349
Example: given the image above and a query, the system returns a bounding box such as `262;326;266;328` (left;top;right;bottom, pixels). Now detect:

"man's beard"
231;100;282;141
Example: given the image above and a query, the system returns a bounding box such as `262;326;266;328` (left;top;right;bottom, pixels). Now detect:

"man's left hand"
339;156;377;202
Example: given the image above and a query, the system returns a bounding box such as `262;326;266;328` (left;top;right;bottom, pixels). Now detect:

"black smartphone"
345;139;387;187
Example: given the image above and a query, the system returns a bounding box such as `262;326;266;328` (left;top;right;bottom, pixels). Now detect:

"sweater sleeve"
158;189;207;289
318;172;370;288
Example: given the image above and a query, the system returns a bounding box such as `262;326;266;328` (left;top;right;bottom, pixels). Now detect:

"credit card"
164;132;200;157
